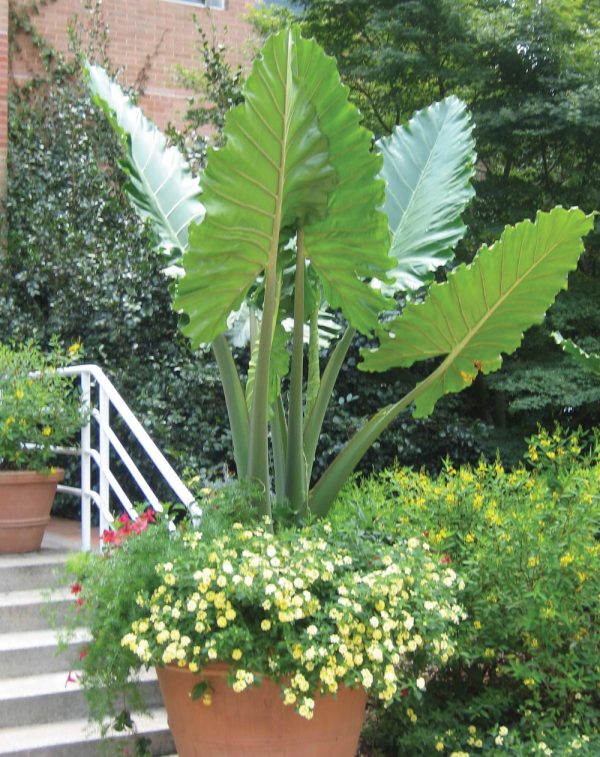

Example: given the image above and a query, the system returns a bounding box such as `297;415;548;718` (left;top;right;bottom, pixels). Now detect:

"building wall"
10;0;255;129
0;0;8;198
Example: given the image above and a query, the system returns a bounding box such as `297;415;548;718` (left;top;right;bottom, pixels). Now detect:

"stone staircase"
0;547;176;756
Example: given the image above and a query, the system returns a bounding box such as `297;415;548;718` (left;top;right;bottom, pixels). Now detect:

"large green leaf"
553;332;600;375
360;207;595;416
175;28;393;345
174;28;338;347
377;97;475;293
86;64;204;269
296;37;394;333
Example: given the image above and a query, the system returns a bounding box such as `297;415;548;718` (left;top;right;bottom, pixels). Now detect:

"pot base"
0;470;64;553
156;663;367;757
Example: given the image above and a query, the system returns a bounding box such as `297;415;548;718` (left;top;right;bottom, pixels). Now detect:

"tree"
298;0;600;456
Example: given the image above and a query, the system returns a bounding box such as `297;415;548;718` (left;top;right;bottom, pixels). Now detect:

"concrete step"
0;586;73;632
0;546;175;756
0;707;175;756
0;550;69;592
0;668;165;728
0;626;90;678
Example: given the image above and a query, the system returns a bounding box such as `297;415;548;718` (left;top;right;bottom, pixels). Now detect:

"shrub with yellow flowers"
0;338;85;471
332;428;600;755
65;503;465;729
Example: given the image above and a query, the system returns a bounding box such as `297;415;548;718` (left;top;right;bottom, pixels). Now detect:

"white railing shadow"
54;364;196;550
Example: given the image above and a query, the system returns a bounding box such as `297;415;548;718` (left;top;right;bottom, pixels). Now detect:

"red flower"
401;687;409;698
70;582;82;595
79;648;88;661
101;529;115;544
76;597;85;608
440;554;452;565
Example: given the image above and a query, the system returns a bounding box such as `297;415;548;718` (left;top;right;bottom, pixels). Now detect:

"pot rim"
0;468;65;484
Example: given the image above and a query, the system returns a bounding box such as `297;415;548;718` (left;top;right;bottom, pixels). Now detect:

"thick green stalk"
285;230;308;514
303;325;355;483
271;395;288;505
308;358;445;518
304;300;321;419
247;265;280;517
211;334;249;478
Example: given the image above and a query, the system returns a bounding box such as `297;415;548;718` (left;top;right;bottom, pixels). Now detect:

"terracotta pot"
0;469;64;553
156;663;368;757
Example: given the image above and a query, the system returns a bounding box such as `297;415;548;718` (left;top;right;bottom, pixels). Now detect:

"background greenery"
3;0;600;508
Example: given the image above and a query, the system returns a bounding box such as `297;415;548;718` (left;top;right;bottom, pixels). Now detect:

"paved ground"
42;517;100;552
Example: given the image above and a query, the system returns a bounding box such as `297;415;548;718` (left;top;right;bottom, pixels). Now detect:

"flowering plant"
67;503;465;726
0;339;85;471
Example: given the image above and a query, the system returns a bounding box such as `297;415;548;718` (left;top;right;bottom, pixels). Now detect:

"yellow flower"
435;742;445;752
42;426;52;437
231;648;242;661
14;388;24;400
67;341;81;356
260;619;272;631
560;553;574;568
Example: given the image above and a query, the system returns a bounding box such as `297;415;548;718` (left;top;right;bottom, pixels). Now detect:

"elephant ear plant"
87;27;594;524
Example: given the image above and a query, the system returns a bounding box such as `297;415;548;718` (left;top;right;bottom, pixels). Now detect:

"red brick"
9;0;253;128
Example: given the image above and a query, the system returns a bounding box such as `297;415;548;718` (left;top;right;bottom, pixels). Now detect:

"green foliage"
90;27;593;522
0;339;85;471
2;23;238;501
63;496;465;727
361;208;595;416
63;514;179;731
299;0;600;453
553;332;600;376
174;27;392;345
86;63;205;273
167;19;245;173
377;96;476;293
331;428;600;755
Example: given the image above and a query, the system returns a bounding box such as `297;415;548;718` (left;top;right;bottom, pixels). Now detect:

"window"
162;0;227;10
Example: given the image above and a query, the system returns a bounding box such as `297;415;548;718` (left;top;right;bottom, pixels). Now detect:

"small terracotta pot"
0;469;64;553
156;663;368;757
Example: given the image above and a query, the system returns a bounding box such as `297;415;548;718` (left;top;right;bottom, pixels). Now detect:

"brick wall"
0;0;8;199
10;0;255;129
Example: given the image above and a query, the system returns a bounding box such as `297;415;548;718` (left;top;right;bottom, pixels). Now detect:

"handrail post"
99;382;110;537
80;371;92;552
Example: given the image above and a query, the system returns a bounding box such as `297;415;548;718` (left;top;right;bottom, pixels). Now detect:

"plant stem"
211;334;249;478
303;325;355;484
304;299;321;420
285;230;308;514
271;394;288;505
308;357;445;518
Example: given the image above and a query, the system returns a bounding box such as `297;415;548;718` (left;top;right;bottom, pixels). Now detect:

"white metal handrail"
53;364;196;550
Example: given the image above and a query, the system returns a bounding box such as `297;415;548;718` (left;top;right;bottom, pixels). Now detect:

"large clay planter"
156;663;368;757
0;469;64;553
